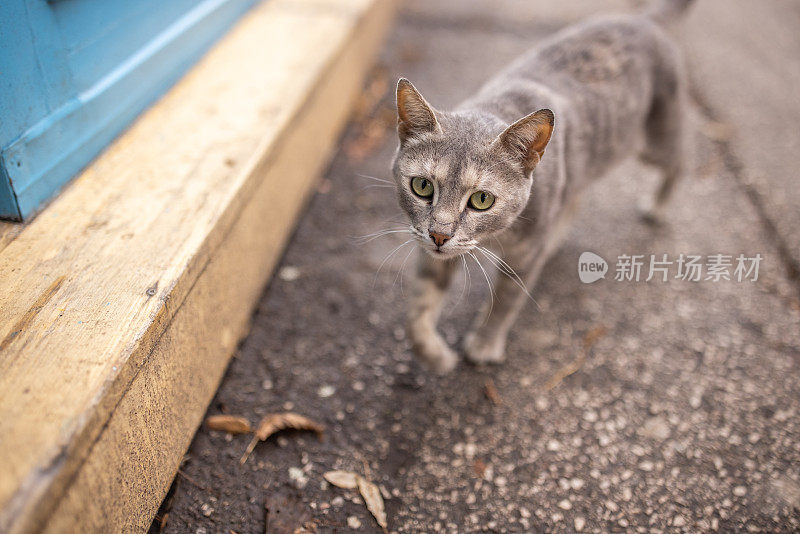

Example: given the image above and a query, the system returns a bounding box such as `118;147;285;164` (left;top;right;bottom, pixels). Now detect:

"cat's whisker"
454;253;471;307
375;214;408;224
477;246;525;287
476;246;517;280
475;249;513;287
492;236;506;256
476;246;541;311
360;183;396;191
461;254;472;302
356;173;394;185
373;239;415;287
354;227;407;238
408;226;429;242
465;254;473;296
479;249;526;292
394;245;416;295
467;251;494;320
352;227;412;244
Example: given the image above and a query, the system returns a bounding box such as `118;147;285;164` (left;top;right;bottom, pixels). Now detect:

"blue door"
0;0;260;220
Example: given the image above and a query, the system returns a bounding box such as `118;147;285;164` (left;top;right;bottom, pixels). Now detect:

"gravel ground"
153;2;800;532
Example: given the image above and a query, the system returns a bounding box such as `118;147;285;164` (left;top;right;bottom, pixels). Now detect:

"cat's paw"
413;335;458;374
639;208;665;227
637;200;666;228
463;331;507;365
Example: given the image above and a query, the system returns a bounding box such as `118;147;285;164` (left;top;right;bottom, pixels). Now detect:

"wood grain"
0;0;394;531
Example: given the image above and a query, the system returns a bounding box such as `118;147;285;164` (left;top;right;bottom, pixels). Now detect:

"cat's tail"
646;0;696;26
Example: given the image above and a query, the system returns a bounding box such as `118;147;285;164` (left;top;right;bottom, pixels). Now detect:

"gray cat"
391;0;694;373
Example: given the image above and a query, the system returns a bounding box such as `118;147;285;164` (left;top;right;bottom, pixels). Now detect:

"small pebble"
278;266;301;281
464;443;477;459
288;466;308;489
317;385;336;398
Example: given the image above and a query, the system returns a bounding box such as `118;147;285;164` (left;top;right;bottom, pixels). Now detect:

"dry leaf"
158;512;168;532
205;415;251;434
293;523;317;534
545;324;607;391
241;412;324;464
472;459;487;478
254;412;324;440
483;379;502;406
324;470;388;530
323;470;359;490
357;475;387;530
582;325;607;351
544;353;586;391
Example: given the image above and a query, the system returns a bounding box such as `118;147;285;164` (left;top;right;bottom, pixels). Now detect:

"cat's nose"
429;232;451;247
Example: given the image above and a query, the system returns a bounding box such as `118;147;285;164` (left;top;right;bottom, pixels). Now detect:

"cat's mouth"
409;226;472;258
420;240;476;259
426;247;461;259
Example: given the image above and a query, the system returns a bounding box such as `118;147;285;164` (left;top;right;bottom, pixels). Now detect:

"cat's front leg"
464;241;550;365
407;252;459;374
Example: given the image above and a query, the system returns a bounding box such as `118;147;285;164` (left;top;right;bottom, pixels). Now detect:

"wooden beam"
0;0;395;531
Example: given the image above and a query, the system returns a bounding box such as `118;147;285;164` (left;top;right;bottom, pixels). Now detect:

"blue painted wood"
0;0;261;220
0;157;20;220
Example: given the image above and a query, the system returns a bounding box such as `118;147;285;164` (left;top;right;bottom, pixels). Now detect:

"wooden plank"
0;0;394;531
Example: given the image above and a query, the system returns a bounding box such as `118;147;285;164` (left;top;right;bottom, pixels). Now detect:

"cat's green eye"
469;190;495;210
410;176;434;198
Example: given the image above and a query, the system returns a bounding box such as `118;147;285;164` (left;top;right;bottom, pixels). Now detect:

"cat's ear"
396;78;441;143
494;109;554;172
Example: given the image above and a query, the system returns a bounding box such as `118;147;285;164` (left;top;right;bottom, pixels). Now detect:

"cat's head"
391;78;554;259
